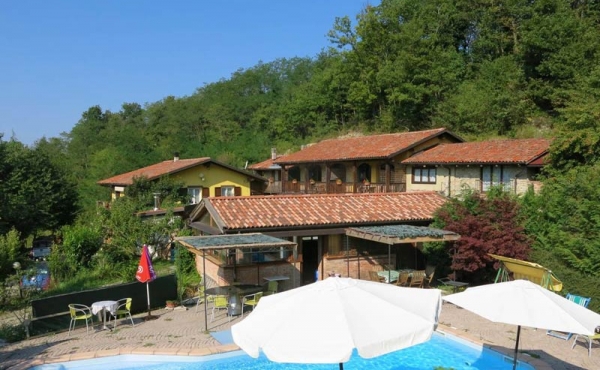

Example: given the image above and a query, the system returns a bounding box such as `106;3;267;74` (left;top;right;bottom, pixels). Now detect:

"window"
413;167;436;184
221;186;235;197
187;187;202;204
481;166;509;191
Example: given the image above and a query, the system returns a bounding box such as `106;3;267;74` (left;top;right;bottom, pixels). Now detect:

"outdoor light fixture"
199;173;205;181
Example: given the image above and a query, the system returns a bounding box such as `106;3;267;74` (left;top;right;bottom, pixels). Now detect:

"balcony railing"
276;181;406;195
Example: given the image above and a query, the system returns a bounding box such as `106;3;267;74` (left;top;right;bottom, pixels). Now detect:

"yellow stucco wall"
110;163;255;198
405;164;539;196
169;164;253;197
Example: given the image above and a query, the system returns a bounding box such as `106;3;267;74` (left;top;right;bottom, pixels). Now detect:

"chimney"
153;193;160;211
271;148;277;160
173;152;180;161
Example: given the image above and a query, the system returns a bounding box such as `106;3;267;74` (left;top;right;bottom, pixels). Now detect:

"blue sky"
0;0;375;145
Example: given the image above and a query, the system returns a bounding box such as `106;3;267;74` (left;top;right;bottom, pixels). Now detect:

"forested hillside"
2;0;600;304
14;0;596;211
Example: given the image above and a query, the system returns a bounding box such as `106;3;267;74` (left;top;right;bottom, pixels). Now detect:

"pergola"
344;225;461;281
175;233;297;331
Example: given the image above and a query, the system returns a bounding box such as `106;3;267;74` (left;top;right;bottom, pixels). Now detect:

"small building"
186;191;452;288
402;138;550;196
97;154;267;205
248;128;464;195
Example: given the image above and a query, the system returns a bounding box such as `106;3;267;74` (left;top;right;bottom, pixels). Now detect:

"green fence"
30;274;177;333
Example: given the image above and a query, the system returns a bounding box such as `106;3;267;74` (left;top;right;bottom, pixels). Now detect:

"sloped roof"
346;225;460;244
402;138;551;165
274;128;462;164
98;157;265;186
247;157;282;170
176;233;295;251
193;192;448;232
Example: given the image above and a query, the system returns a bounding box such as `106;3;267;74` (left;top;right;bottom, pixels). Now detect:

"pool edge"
11;326;552;370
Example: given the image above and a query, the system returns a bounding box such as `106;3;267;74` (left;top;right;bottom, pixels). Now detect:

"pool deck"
1;300;599;369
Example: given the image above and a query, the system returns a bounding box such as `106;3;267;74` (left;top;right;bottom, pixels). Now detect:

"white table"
92;300;118;330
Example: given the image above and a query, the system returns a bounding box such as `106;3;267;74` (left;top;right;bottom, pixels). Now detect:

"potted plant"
336;178;343;185
166;300;178;309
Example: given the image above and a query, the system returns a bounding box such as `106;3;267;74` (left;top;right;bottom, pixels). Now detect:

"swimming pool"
31;332;535;370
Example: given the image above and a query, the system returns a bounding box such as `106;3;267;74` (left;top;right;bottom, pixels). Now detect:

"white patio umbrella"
443;279;600;370
231;277;442;369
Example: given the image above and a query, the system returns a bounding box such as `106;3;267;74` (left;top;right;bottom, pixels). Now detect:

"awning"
490;253;563;292
175;233;297;332
345;225;460;244
175;233;296;251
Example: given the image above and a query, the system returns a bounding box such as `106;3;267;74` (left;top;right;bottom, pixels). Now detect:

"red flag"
136;245;156;283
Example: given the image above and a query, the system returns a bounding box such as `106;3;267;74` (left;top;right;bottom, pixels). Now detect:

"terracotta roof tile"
204;192;447;231
274;128;459;164
98;157;266;186
247;157;281;170
98;158;212;186
402;139;551;165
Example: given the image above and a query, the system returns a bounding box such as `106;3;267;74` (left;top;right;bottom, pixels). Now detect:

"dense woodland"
2;0;600;310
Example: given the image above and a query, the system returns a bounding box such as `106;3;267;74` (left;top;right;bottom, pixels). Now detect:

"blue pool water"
32;333;535;370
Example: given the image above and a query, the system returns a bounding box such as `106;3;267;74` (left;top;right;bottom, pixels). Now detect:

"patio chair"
264;280;278;296
242;291;263;317
423;266;436;289
409;270;426;288
68;304;94;336
211;295;230;322
195;284;215;312
571;332;600;357
395;271;410;287
111;298;134;328
547;293;591;340
369;271;385;283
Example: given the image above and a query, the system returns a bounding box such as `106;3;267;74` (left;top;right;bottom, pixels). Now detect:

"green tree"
0;228;21;280
520;165;600;276
48;222;103;281
0;139;78;237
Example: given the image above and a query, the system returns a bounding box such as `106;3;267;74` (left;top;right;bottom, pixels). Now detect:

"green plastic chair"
112;298;134;328
68;304;94;336
195;284;215;312
572;333;600;357
211;295;229;322
242;291;263;317
264;281;278;295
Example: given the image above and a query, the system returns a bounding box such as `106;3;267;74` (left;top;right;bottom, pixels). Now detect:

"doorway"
301;237;319;285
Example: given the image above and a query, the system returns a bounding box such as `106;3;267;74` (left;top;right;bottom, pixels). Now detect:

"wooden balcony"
278;181;406;195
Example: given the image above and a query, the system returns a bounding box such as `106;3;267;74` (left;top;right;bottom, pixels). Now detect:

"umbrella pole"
144;281;158;321
513;325;521;370
203;250;208;332
339;362;343;370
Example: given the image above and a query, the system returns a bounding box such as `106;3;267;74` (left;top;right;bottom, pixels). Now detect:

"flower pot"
166;300;178;309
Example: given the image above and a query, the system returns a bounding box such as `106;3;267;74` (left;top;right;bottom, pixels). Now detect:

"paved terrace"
1;301;598;370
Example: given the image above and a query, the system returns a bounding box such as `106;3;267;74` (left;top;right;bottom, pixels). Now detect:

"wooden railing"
278;181;406;195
